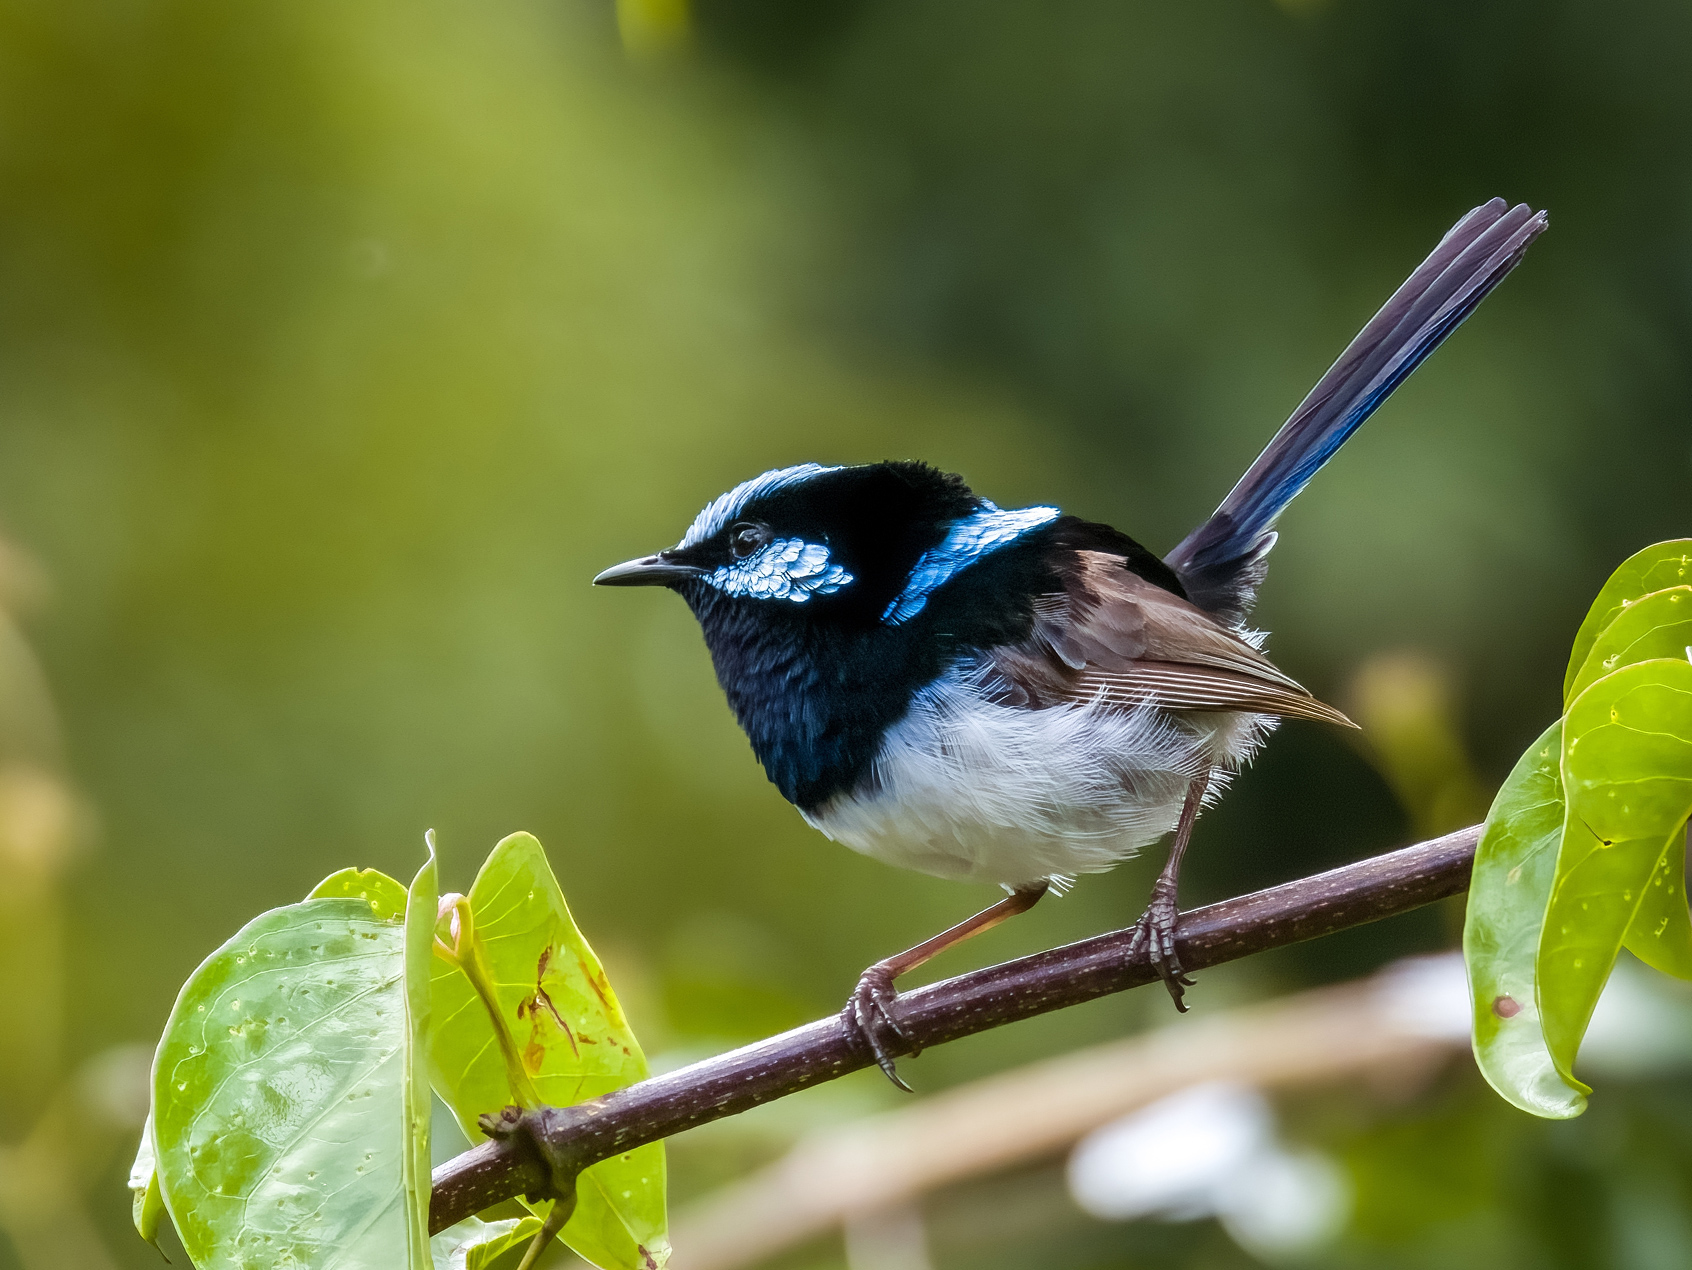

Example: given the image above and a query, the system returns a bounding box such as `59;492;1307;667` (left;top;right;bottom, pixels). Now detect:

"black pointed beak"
592;554;706;587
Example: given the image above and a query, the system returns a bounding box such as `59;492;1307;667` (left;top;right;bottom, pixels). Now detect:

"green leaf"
431;1216;546;1270
309;866;409;921
1567;585;1692;703
1622;824;1692;979
1564;540;1692;701
1465;720;1586;1117
430;832;669;1270
1539;659;1692;1088
406;842;439;1270
152;896;415;1268
1561;582;1692;979
128;1114;167;1250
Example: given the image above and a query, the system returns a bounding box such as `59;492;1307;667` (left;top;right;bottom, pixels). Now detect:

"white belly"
802;669;1273;888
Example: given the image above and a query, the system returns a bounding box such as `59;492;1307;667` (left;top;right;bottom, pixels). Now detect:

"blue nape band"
883;504;1059;624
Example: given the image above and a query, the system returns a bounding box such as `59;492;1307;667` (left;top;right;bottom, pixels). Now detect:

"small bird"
596;199;1546;1086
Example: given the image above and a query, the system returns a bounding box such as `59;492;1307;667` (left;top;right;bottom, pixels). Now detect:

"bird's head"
594;461;1060;629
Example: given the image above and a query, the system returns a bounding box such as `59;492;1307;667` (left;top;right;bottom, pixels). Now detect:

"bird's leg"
844;881;1050;1090
1128;769;1210;1012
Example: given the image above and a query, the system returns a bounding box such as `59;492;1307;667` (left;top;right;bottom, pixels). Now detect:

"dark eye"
730;522;769;559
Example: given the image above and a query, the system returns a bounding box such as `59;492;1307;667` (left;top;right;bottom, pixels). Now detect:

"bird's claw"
1127;881;1194;1011
841;964;918;1091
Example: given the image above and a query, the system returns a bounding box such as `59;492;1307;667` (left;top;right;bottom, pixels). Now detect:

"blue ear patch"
705;538;854;602
883;503;1059;624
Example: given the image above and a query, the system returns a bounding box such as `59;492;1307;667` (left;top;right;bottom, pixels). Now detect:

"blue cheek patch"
706;538;854;602
882;503;1060;624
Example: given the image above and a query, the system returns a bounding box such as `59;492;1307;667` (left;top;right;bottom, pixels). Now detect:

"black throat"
680;582;948;811
676;504;1183;812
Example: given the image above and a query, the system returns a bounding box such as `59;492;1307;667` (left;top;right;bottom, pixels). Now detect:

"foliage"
1467;542;1692;1117
1;0;1690;1264
432;833;668;1270
430;1216;546;1270
130;834;665;1270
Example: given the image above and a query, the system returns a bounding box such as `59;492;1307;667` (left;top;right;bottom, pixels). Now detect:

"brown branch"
672;965;1468;1270
429;824;1480;1234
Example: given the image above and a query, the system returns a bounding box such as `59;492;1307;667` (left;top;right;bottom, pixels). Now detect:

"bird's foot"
841;963;919;1092
1127;879;1195;1012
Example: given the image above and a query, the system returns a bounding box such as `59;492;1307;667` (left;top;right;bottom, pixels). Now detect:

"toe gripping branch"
1126;877;1197;1012
843;962;920;1092
838;881;1053;1091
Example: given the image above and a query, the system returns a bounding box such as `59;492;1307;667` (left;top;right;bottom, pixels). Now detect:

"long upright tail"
1165;198;1548;626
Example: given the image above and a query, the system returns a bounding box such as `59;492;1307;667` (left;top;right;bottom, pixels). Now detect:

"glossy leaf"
431;1216;546;1270
309;866;409;922
1563;540;1692;701
405;846;439;1270
152;896;417;1268
1561;582;1692;978
1567;585;1692;702
1539;659;1692;1087
1466;721;1585;1116
430;832;669;1270
1622;824;1692;979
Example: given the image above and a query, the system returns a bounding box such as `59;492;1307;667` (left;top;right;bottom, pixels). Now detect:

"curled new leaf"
128;1115;166;1249
1465;721;1585;1117
430;832;669;1270
404;846;439;1270
1538;659;1692;1088
1563;540;1692;702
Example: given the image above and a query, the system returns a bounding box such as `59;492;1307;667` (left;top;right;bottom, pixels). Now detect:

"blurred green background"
2;0;1692;1266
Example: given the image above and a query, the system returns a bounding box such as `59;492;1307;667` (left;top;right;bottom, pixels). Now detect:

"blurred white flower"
1375;953;1473;1041
1066;1081;1348;1260
1217;1144;1349;1262
1068;951;1692;1265
1580;957;1692;1078
74;1043;153;1130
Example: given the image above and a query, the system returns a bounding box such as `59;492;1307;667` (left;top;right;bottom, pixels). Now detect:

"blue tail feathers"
1165;199;1548;625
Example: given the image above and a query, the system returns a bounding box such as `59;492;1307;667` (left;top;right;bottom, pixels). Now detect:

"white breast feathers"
802;665;1274;889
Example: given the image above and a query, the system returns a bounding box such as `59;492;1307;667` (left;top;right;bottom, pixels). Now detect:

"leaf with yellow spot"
429;832;668;1270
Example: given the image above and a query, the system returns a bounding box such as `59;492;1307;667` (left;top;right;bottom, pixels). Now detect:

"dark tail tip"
1166;198;1547;626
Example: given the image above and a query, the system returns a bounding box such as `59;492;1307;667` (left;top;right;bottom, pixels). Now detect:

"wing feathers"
1073;663;1356;727
988;551;1353;727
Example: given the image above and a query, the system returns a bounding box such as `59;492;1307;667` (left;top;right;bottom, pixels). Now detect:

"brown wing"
987;551;1355;727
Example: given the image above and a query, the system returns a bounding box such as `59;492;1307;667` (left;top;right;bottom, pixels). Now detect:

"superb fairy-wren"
597;199;1546;1086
